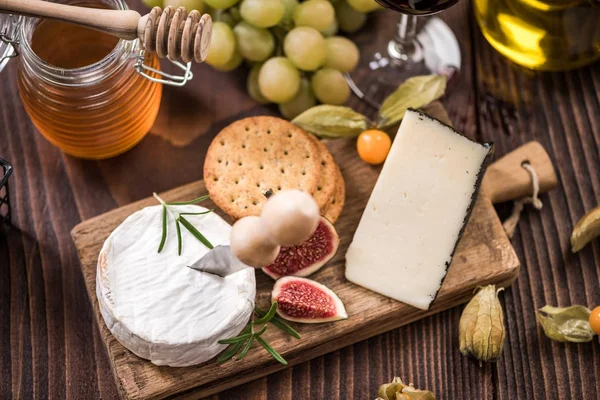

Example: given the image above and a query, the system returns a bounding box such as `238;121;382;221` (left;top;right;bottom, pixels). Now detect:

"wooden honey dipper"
0;0;212;63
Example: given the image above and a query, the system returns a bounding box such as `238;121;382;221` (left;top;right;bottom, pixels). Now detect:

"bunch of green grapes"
144;0;380;119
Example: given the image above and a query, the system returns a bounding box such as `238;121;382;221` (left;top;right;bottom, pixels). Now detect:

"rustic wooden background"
1;0;599;399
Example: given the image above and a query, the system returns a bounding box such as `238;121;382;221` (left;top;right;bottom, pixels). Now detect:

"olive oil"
474;0;600;71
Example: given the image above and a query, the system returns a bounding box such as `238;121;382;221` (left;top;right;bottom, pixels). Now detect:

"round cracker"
307;135;337;213
323;163;345;224
204;116;322;219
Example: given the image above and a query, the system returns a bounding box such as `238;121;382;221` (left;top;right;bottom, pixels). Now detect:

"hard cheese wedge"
345;109;493;310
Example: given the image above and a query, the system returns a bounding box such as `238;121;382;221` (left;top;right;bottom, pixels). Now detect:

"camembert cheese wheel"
96;205;256;367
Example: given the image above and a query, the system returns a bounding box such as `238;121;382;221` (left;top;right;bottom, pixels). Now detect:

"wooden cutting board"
71;105;557;400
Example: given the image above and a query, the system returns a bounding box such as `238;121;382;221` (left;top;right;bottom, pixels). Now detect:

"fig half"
262;217;340;279
272;276;348;323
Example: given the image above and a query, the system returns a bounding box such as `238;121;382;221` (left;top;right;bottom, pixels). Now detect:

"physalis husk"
537;305;595;343
376;377;436;400
571;205;600;252
459;285;506;364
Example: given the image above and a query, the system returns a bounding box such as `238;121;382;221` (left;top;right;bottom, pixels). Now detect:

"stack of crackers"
204;116;345;223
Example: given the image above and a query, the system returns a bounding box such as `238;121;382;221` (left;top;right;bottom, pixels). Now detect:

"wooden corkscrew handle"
0;0;212;63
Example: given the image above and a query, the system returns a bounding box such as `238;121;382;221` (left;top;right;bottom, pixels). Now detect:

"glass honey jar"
0;0;193;160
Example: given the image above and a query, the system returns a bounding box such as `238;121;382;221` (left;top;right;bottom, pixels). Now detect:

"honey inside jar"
31;16;120;69
17;0;162;160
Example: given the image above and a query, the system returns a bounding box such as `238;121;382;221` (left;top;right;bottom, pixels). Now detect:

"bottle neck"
17;0;137;87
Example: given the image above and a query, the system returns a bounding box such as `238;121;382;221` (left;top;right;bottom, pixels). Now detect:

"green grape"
324;36;359;72
204;0;239;9
229;6;242;21
335;1;367;33
247;66;270;104
142;0;163;8
321;19;338;37
239;0;285;28
234;22;275;62
214;50;243;71
280;0;299;24
164;0;204;12
283;27;326;71
292;0;335;34
328;0;342;4
279;79;317;119
258;57;301;103
311;68;350;105
211;9;236;27
346;0;380;12
205;22;236;67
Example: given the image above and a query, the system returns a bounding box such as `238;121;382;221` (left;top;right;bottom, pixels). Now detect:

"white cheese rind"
96;205;256;367
345;109;491;310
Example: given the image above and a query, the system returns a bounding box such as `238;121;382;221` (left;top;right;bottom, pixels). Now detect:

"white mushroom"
230;216;281;268
260;189;320;246
230;190;320;268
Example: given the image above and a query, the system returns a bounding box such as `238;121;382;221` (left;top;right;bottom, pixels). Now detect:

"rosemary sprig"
179;211;214;216
217;302;300;365
253;302;278;325
218;331;253;344
175;218;182;255
237;335;255;359
153;193;214;254
217;338;247;364
165;195;210;205
178;215;214;250
158;205;168;253
217;325;252;363
254;306;301;339
256;336;287;365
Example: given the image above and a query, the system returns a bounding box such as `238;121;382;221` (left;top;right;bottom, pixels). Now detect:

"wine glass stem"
388;14;419;63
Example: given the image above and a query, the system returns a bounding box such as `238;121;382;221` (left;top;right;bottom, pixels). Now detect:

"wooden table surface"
1;1;599;399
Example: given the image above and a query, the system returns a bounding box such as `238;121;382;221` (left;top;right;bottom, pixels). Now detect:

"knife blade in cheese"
345;109;493;310
96;205;256;367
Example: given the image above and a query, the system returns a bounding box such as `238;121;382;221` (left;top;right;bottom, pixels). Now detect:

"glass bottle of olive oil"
474;0;600;71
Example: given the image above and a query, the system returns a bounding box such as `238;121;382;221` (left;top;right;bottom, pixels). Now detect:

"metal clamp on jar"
0;0;201;160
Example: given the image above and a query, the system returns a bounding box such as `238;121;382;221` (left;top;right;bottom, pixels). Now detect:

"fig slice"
262;217;340;279
272;276;348;323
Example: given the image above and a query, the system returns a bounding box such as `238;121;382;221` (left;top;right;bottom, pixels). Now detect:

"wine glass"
346;0;462;108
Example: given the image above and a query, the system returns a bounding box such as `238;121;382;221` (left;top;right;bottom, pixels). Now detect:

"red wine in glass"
346;0;462;107
374;0;460;15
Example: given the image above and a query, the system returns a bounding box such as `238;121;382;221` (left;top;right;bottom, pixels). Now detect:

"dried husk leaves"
537;305;595;343
292;105;370;138
291;75;447;138
377;75;447;128
571;204;600;252
376;377;436;400
459;285;505;364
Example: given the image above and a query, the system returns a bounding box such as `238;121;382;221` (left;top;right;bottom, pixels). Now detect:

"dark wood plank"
0;0;598;398
471;13;600;400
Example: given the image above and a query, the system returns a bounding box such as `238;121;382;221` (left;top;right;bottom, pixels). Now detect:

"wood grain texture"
0;0;598;399
71;120;559;398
